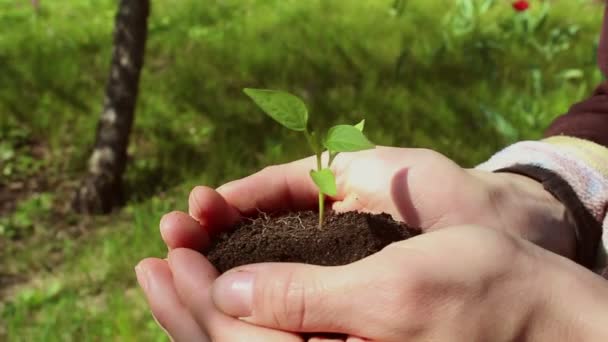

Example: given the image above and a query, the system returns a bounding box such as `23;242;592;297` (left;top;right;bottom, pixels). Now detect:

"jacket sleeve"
545;3;608;146
545;82;608;147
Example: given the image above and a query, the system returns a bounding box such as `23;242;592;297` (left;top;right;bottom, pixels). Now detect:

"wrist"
470;169;577;259
527;248;608;341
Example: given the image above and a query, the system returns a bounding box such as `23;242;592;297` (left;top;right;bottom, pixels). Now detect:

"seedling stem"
244;88;374;228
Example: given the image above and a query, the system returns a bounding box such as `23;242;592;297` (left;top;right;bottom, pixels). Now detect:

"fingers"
188;186;241;236
135;258;208;342
160;211;209;251
175;155;339;250
163;156;329;250
210;259;388;336
161;186;241;251
216;157;322;215
167;248;303;342
307;338;344;342
304;334;368;342
346;338;368;342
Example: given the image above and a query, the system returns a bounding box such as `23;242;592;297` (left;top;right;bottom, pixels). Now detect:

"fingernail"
212;270;254;317
216;181;235;194
159;213;169;228
135;264;149;291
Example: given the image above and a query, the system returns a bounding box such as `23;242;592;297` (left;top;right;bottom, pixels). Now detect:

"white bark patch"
111;67;120;80
120;55;131;68
88;147;115;174
101;108;117;124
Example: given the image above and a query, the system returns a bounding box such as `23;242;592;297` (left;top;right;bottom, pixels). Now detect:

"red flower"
512;0;530;12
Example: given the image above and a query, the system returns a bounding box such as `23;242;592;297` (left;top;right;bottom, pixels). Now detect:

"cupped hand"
161;147;575;257
207;225;608;341
139;225;608;341
135;251;367;342
134;253;304;342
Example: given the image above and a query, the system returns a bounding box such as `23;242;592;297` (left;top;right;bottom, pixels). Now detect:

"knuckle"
389;273;437;334
188;186;206;213
460;225;523;259
394;268;429;307
414;148;454;169
376;250;435;314
417;147;442;159
259;269;310;330
259;164;281;175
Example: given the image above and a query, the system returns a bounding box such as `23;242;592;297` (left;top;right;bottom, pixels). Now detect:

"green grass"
2;196;175;341
0;0;604;340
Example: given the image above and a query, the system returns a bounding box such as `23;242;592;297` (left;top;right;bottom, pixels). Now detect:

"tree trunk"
73;0;150;214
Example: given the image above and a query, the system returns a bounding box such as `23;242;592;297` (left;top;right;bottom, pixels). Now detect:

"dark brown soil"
207;210;421;273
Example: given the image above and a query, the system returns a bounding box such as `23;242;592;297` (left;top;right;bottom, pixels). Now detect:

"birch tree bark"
73;0;150;213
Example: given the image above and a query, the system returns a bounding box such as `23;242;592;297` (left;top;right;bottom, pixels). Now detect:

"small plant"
244;88;375;228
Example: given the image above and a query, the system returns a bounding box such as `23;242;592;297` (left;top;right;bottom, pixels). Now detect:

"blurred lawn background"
0;0;604;340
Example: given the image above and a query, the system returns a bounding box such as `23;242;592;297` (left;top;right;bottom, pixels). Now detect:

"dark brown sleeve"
544;82;608;148
546;3;608;147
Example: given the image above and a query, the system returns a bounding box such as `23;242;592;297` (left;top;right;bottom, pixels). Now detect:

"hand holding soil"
135;146;589;340
137;87;587;339
138;225;608;341
161;146;576;259
207;225;608;341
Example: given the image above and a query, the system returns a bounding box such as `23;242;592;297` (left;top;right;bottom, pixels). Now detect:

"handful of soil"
207;210;421;273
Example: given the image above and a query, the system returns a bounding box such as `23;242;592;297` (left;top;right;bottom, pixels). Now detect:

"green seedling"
244;88;375;228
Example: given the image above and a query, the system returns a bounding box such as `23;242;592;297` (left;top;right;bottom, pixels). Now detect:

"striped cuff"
476;136;608;272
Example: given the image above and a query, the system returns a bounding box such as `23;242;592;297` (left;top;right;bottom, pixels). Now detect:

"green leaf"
243;88;308;131
354;119;365;131
310;168;337;196
324;125;375;152
559;69;583;80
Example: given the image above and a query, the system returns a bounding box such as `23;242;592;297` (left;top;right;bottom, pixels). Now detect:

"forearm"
477;138;608;273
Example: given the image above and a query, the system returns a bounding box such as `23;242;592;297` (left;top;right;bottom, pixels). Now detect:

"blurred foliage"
0;193;53;239
0;0;604;340
0;119;44;182
1;0;603;195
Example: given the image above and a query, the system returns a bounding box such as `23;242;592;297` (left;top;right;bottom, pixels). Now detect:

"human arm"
476;3;608;273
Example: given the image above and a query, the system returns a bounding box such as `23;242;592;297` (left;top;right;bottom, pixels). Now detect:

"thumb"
210;261;382;335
